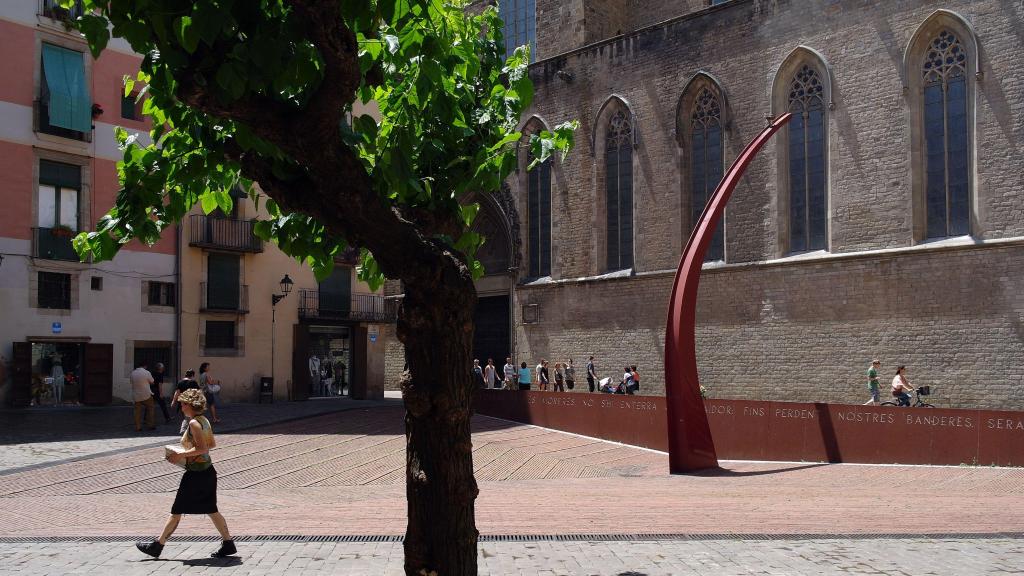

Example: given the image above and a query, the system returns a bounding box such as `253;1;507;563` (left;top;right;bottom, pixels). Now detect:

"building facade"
0;1;176;406
178;191;396;403
0;3;393;407
383;0;1024;410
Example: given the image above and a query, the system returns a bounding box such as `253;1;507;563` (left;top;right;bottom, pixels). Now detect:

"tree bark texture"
174;3;484;572
400;279;479;575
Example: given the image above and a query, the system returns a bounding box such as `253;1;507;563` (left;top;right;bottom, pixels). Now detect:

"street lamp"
270;274;293;401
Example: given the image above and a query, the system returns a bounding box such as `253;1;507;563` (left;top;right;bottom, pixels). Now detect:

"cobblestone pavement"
1;405;1022;539
1;537;1022;575
0;396;400;473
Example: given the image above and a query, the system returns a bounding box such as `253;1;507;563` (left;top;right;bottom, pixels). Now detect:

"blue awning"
42;44;92;133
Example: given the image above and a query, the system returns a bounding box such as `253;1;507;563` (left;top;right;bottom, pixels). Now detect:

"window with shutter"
207;254;240;310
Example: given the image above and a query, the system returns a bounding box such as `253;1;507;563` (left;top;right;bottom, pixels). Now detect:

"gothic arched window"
923;30;969;238
787;65;828;252
527;148;551;277
690;88;724;261
605;110;634;271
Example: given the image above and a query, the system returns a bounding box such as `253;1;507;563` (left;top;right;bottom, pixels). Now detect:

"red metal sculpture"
664;113;793;473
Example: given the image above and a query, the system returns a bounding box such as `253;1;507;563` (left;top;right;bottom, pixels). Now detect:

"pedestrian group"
475;356;641;395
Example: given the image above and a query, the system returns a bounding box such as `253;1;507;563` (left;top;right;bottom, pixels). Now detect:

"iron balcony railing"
298;290;398;323
200;282;249;313
188;214;264;253
40;0;84;21
32;227;81;261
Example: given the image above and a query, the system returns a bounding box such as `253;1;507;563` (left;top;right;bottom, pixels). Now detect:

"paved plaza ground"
1;399;1022;574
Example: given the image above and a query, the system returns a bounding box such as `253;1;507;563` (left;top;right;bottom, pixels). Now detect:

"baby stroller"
599;377;627;395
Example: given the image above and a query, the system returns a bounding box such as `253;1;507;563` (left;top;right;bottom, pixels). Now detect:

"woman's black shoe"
211;539;237;558
135;541;163;558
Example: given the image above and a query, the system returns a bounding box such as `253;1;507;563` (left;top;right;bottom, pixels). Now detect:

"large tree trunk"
398;271;479;575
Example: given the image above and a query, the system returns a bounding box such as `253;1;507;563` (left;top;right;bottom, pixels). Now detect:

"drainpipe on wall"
175;222;181;379
508;268;516;364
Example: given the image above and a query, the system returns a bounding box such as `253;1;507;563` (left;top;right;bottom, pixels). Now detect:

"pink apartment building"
0;1;177;407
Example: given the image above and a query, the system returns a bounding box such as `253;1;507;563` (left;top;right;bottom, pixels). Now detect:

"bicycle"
881;385;935;408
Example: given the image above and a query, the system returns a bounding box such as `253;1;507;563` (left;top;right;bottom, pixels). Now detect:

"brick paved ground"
0;395;399;473
0;405;1022;540
1;537;1022;575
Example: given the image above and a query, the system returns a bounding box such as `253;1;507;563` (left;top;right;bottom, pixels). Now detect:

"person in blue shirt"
517;362;532;391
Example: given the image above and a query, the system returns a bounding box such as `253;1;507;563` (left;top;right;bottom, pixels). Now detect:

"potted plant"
91;103;104;118
51;225;75;238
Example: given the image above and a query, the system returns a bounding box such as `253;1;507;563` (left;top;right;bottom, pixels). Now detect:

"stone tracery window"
527;146;551;277
605;110;634;271
499;0;536;62
690;87;724;261
787;64;828;252
922;30;969;238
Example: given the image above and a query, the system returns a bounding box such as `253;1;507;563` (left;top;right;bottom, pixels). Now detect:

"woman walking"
136;389;236;558
198;362;221;423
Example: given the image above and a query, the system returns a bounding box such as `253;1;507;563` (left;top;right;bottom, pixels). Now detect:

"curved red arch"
664;113;793;473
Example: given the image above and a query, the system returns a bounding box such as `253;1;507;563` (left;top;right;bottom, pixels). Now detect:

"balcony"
33;227;81;261
40;0;84;21
189;215;264;253
200;282;249;314
298;290;398;323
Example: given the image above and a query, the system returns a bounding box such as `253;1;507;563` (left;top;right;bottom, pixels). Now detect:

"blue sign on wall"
51;322;62;334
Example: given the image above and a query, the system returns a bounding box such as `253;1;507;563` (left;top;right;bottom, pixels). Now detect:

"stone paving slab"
1;538;1021;575
0;397;401;473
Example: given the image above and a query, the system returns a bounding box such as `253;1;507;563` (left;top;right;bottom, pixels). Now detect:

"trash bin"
258;377;273;403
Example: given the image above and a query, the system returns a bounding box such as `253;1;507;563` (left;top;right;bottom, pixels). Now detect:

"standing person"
518;362;532;391
503;357;516;390
472;359;485;388
553;362;565;392
629;365;640;394
308;354;321;397
136;388;236;559
535;359;546;391
564;359;576;391
151;363;172;424
864;360;882;405
621;366;635;395
173;369;201;434
586;356;598;393
891;365;915;406
131;362;156;432
484;358;498;389
198;363;221;423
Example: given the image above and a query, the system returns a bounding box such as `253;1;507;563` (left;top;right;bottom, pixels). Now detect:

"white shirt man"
130;365;155;432
131;366;154;402
503;359;516;389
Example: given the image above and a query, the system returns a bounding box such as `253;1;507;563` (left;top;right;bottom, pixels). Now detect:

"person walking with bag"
198;362;221;423
136;388;236;559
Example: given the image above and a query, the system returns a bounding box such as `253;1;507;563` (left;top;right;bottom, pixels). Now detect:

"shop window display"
30;342;83;405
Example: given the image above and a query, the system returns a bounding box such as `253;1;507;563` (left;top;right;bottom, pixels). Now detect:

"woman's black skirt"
170;466;218;515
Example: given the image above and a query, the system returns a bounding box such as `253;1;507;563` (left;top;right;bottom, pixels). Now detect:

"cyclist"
891;365;915;406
